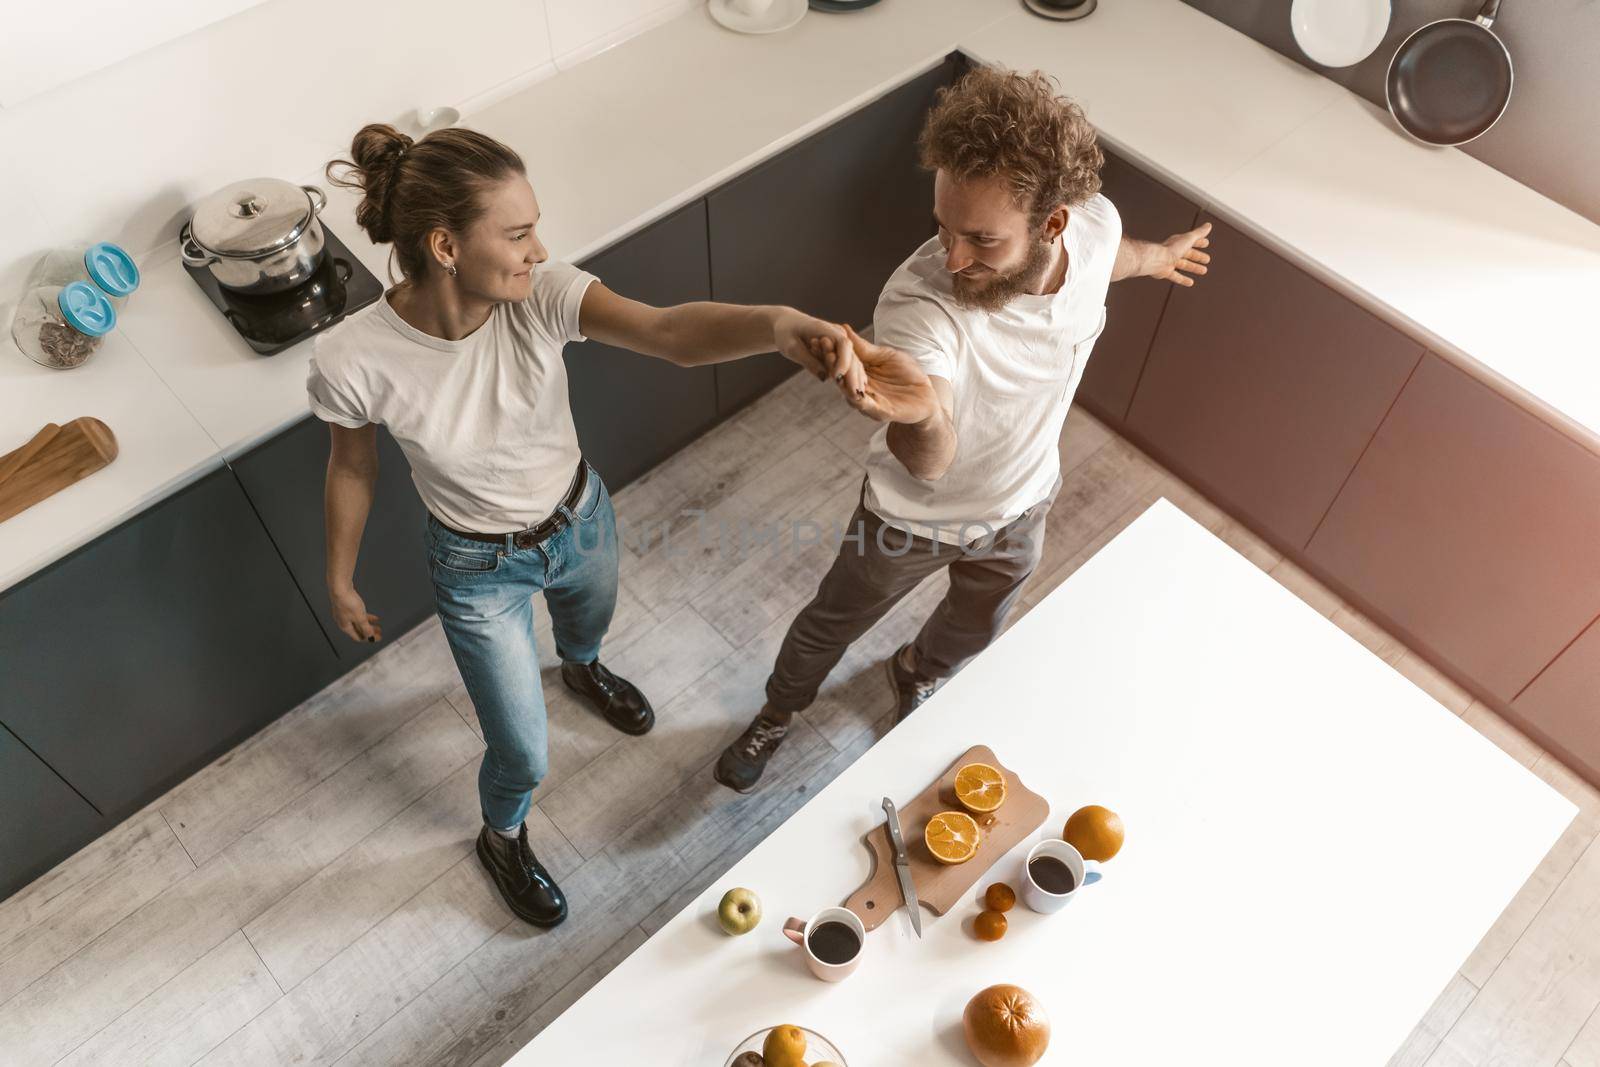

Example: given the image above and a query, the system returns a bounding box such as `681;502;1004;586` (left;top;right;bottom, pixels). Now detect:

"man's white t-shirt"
306;260;596;534
863;193;1123;544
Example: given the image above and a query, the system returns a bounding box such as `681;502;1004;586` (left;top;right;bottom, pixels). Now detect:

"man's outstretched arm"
1112;222;1213;285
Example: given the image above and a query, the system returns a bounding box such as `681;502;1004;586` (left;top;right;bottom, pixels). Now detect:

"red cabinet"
1124;216;1424;550
1306;353;1600;702
1515;616;1600;784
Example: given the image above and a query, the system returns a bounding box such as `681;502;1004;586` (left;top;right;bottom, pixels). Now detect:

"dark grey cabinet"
1306;353;1600;703
0;724;103;901
569;201;718;490
0;468;338;821
1124;216;1424;551
1075;150;1200;427
232;417;435;667
706;58;960;415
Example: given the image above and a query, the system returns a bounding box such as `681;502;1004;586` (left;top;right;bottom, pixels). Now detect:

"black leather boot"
476;823;568;928
561;659;655;735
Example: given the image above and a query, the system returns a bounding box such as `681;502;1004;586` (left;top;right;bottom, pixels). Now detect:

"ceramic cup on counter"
1019;838;1102;914
730;0;776;14
782;906;865;982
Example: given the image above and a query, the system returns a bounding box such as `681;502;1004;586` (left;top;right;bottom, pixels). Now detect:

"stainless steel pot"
180;178;327;295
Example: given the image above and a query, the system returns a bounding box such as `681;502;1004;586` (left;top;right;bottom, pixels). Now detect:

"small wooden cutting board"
0;418;119;524
843;745;1050;932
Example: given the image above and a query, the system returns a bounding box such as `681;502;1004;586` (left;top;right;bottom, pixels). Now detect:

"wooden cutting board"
0;418;119;524
842;745;1050;932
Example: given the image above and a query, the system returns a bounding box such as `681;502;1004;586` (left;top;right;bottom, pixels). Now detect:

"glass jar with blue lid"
10;281;117;369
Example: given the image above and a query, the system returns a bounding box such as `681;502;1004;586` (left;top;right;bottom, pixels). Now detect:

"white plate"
1291;0;1390;68
710;0;807;35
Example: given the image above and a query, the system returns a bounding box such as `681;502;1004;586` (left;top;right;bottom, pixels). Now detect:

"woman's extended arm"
577;282;865;393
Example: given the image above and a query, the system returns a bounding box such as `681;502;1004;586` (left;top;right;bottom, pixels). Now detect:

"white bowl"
725;1025;847;1066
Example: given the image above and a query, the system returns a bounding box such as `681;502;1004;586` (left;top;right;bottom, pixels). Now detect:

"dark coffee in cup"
1028;855;1078;894
807;920;862;965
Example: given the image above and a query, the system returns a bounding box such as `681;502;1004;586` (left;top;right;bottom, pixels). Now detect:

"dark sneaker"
714;711;790;794
561;659;654;735
476;823;568;928
886;644;937;724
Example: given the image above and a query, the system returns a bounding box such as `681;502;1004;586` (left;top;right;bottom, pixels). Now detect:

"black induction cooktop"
183;225;383;356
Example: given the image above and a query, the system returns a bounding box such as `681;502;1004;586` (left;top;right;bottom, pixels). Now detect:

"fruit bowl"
724;1025;847;1066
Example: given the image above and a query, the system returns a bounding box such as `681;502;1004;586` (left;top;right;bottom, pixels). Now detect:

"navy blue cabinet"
232;418;435;666
0;468;337;823
0;725;102;901
706;58;960;415
568;201;718;490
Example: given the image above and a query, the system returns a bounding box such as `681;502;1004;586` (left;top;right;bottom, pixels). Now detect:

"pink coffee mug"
781;906;865;982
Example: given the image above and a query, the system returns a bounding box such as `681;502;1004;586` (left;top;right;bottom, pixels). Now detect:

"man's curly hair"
918;67;1103;226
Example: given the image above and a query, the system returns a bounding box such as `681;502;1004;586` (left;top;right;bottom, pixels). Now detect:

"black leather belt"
434;459;590;552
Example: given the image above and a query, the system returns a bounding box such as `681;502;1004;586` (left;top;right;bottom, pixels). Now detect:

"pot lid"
189;178;316;258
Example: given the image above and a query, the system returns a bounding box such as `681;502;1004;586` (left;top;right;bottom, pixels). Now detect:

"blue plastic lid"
57;282;116;337
83;242;140;298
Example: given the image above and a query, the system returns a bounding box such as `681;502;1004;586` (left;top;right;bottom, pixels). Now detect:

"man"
715;66;1213;793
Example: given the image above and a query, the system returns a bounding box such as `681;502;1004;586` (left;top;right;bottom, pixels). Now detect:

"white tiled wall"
0;0;701;315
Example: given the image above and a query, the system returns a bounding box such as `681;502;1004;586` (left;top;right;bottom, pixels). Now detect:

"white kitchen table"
511;499;1575;1065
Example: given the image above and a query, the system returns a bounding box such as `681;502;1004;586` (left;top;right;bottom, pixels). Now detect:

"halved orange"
924;810;981;865
953;762;1007;814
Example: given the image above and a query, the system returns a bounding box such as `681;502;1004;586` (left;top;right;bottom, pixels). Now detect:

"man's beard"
949;234;1056;312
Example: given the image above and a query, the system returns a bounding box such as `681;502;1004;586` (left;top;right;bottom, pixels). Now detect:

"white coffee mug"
782;905;865;982
730;0;777;16
1019;838;1102;914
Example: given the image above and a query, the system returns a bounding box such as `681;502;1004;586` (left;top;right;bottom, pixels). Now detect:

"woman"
307;124;860;928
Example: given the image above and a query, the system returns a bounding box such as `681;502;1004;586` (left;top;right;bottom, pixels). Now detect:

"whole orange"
1063;804;1124;862
984;882;1016;913
762;1024;807;1067
963;984;1050;1067
974;909;1008;941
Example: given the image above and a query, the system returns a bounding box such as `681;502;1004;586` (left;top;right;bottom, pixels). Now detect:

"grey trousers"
764;480;1058;714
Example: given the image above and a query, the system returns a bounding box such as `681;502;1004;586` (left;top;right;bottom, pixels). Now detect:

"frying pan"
1386;0;1513;146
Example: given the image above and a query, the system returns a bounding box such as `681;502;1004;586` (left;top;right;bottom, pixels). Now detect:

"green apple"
717;887;762;935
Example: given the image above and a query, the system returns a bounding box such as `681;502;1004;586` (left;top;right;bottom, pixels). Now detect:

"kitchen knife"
882;796;922;938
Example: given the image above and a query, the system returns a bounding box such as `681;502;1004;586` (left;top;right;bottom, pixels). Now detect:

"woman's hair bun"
326;123;415;244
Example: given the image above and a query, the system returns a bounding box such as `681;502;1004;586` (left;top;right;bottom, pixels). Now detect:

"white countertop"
5;0;1598;593
512;499;1577;1065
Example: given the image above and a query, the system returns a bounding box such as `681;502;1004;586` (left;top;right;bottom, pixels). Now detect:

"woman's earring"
444;262;458;277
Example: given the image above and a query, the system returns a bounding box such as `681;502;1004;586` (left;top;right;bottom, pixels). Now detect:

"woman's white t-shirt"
306;260;596;534
863;193;1123;544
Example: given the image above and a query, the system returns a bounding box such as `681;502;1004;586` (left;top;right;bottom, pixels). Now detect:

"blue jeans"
426;466;618;831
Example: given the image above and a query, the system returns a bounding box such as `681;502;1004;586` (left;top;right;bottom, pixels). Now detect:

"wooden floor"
3;374;1597;1066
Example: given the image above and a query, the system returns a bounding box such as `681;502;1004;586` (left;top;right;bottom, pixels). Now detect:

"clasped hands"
772;308;942;427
